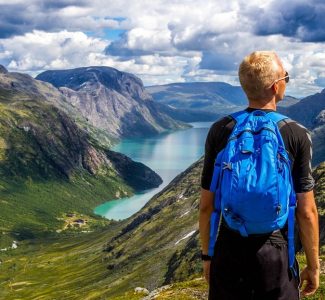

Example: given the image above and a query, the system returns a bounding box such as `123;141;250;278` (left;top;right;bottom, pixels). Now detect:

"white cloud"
1;30;107;72
0;0;324;96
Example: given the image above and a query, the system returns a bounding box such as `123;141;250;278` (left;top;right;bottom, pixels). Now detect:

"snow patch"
175;230;196;245
180;210;190;218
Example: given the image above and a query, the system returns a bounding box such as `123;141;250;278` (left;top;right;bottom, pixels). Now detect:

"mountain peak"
0;65;8;74
321;88;325;94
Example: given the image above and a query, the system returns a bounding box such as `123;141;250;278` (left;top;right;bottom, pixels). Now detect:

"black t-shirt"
201;107;315;244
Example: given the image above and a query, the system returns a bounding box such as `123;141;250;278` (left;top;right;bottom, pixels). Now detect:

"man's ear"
271;82;278;94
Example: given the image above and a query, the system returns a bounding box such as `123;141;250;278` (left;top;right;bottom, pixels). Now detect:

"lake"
93;122;213;220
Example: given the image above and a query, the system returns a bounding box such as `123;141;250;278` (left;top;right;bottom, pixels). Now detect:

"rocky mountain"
36;67;190;139
279;89;325;165
0;65;162;242
280;89;325;129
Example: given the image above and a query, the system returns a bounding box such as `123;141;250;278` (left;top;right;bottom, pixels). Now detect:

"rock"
12;241;18;249
0;65;8;74
142;285;172;299
134;287;149;295
315;110;325;127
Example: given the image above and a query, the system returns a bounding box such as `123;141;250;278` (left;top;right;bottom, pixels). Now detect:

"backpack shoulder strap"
266;111;289;123
267;112;297;274
229;110;249;124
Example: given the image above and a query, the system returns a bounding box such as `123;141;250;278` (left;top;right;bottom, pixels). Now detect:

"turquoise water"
93;122;213;220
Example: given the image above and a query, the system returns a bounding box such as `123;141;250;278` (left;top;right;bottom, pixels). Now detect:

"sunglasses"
269;71;289;88
276;71;289;83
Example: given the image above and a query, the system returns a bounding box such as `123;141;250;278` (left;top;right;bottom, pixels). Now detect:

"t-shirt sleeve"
291;125;315;193
200;117;233;190
200;125;217;190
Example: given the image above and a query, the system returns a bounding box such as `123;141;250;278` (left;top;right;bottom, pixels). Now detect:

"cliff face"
0;68;162;184
36;67;190;138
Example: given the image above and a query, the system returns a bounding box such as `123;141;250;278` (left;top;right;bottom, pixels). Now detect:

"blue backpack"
208;110;297;273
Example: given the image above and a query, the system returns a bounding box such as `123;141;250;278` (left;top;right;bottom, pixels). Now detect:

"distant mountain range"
147;82;300;115
147;82;247;114
36;67;190;138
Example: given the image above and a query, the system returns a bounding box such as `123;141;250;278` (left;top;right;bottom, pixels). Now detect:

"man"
199;51;319;299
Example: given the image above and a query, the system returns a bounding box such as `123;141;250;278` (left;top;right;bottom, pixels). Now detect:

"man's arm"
199;188;215;254
296;190;319;297
199;188;214;283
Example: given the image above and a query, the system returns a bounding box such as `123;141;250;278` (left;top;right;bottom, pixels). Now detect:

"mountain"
0;66;162;244
36;67;190;139
280;89;325;129
280;89;325;165
147;82;247;114
277;95;301;107
153;101;220;122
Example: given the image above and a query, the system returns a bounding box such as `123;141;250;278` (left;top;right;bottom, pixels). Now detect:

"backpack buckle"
222;162;232;170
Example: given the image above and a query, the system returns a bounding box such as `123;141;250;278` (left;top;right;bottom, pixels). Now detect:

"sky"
0;0;324;97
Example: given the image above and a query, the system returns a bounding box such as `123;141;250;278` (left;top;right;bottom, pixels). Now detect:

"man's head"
238;51;288;103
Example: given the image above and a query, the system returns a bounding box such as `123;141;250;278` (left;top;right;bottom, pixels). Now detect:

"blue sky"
0;0;324;97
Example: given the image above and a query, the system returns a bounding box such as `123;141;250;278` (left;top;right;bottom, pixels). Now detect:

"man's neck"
248;99;277;110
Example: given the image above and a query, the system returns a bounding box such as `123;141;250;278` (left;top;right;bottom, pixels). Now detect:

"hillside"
313;162;325;247
0;66;162;246
36;67;190;139
280;89;325;129
1;157;324;299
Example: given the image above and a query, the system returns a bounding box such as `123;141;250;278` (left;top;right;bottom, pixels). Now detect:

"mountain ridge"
36;67;191;139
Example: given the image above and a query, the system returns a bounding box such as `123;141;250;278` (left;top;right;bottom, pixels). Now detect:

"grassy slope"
0;156;324;299
0;91;135;247
0;159;203;299
0;171;129;241
0;228;119;299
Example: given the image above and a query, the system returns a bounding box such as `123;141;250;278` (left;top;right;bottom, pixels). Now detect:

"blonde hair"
239;51;282;100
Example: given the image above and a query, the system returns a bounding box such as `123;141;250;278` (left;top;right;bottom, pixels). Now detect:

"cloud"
0;29;199;87
252;0;325;42
0;1;123;38
0;30;107;72
0;0;324;97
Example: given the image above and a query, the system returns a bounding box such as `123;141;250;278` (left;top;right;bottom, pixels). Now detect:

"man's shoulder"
210;115;235;132
279;118;311;138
